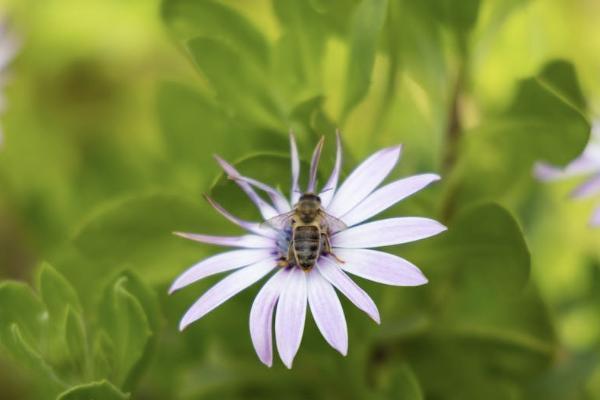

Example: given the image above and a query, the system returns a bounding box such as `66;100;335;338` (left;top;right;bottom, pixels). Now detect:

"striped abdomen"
293;225;321;270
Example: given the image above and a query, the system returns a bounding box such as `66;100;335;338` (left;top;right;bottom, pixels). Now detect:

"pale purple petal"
204;196;278;238
590;205;600;227
534;162;568;181
174;232;275;248
319;130;342;207
249;269;289;367
275;267;307;368
0;29;18;70
317;257;380;323
535;155;600;182
179;259;275;330
334;249;427;286
327;146;402;217
228;175;291;213
214;155;278;220
290;132;301;205
341;173;440;226
331;218;446;248
169;249;274;294
571;173;600;199
307;137;325;193
307;268;348;355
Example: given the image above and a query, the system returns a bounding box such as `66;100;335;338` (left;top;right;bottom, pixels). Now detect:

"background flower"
0;15;18;148
535;122;600;225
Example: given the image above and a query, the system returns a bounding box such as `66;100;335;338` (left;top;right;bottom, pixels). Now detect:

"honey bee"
263;193;347;271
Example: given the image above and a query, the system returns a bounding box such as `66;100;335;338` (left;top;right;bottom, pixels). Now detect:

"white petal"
250;269;289;367
174;232;275;248
319;131;343;208
229;175;291;213
204;196;278;238
307;268;348;355
590;205;600;227
214;155;278;220
307;137;324;193
534;153;600;182
275;267;307;368
327;146;402;217
334;248;427;286
317;257;380;323
331;218;446;248
341;173;440;226
179;259;275;330
169;249;274;293
290;132;301;205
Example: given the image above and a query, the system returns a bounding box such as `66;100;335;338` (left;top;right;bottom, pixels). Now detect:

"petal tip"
168;283;179;295
415;275;429;286
337;343;348;356
258;356;273;368
178;319;190;332
372;313;381;325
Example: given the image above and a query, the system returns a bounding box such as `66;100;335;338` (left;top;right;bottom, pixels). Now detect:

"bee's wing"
320;210;348;233
260;211;295;230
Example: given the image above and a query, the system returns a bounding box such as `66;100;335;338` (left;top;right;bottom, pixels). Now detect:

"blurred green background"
0;0;600;398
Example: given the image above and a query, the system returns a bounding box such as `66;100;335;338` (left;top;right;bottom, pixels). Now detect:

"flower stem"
441;58;468;222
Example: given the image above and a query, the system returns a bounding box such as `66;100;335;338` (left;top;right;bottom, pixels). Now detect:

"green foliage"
343;0;388;117
1;0;599;399
162;0;269;66
0;264;156;399
57;381;129;400
449;59;591;210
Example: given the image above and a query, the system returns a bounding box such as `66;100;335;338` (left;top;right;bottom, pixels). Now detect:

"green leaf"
8;324;65;392
342;0;388;117
38;262;81;321
442;203;530;297
111;271;161;334
57;380;129;400
405;204;556;369
161;0;268;67
536;59;587;112
0;281;46;346
98;277;152;387
186;37;282;128
73;193;224;284
92;332;113;381
377;364;423;399
65;307;88;375
428;0;481;40
157;81;286;193
272;0;327;96
526;351;598;400
452;60;590;207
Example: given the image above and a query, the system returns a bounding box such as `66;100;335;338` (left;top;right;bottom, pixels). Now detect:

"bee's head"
297;193;321;223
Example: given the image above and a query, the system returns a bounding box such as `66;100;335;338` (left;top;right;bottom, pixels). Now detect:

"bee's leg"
277;242;296;268
276;258;288;268
321;233;345;264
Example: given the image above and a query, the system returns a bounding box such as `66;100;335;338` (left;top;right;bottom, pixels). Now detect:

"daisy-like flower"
535;122;600;226
170;132;446;368
0;16;19;148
